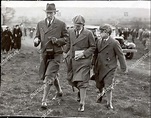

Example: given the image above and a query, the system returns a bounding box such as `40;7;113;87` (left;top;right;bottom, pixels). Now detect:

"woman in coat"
64;15;96;112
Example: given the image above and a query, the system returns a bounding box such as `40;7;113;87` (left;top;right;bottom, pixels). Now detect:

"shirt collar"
77;28;83;34
47;17;54;24
104;36;109;41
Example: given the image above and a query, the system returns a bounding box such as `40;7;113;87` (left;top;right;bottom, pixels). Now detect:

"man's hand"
51;37;58;44
63;52;68;59
34;38;40;47
74;52;85;60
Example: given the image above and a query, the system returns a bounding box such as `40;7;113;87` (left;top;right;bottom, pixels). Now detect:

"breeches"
43;54;62;85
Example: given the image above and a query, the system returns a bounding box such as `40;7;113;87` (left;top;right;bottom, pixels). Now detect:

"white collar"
47;17;54;24
77;28;83;34
104;36;109;41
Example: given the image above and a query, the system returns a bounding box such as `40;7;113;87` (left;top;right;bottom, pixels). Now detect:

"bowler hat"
45;3;58;12
72;15;85;25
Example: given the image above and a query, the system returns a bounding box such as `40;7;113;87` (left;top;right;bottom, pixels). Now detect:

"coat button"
106;57;110;61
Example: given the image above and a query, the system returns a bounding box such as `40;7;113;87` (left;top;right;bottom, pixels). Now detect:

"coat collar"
98;36;112;52
41;18;58;34
72;28;87;45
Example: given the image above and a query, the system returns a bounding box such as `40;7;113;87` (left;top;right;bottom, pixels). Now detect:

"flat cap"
72;15;85;25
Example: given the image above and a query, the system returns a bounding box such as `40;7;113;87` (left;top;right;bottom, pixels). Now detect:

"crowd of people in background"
117;27;150;50
1;23;150;55
1;24;36;54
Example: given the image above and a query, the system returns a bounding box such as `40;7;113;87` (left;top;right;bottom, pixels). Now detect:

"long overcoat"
2;30;13;52
35;18;69;80
93;36;127;89
13;28;22;49
64;28;96;87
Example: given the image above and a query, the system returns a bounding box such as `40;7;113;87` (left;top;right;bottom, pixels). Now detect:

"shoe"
56;92;63;97
52;92;63;100
78;103;85;112
106;103;113;110
96;96;103;103
77;92;80;102
41;102;47;109
96;92;105;103
144;48;148;50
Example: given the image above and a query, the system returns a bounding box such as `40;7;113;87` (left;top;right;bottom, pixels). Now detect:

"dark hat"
45;3;58;12
99;24;112;34
72;15;85;25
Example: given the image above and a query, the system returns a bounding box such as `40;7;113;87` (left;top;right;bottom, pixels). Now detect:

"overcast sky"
1;1;150;9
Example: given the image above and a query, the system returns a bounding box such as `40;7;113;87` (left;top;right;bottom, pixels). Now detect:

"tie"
102;39;106;47
76;30;79;38
48;21;51;27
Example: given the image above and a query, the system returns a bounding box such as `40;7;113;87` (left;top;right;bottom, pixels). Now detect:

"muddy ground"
0;35;150;118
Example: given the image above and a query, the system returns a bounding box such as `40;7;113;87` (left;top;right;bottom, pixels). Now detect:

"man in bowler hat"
34;3;69;109
64;15;96;112
92;24;128;109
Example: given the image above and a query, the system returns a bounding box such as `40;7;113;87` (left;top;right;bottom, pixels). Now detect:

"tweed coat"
93;36;127;89
35;18;69;80
64;28;96;88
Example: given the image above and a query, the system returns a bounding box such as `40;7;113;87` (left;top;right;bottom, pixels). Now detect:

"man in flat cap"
34;3;69;109
64;15;96;112
92;24;128;109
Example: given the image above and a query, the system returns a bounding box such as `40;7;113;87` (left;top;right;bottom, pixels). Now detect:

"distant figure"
131;29;137;43
2;26;13;54
24;27;27;37
13;25;22;51
29;27;35;38
123;28;129;40
142;29;150;50
118;27;124;37
137;28;144;41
